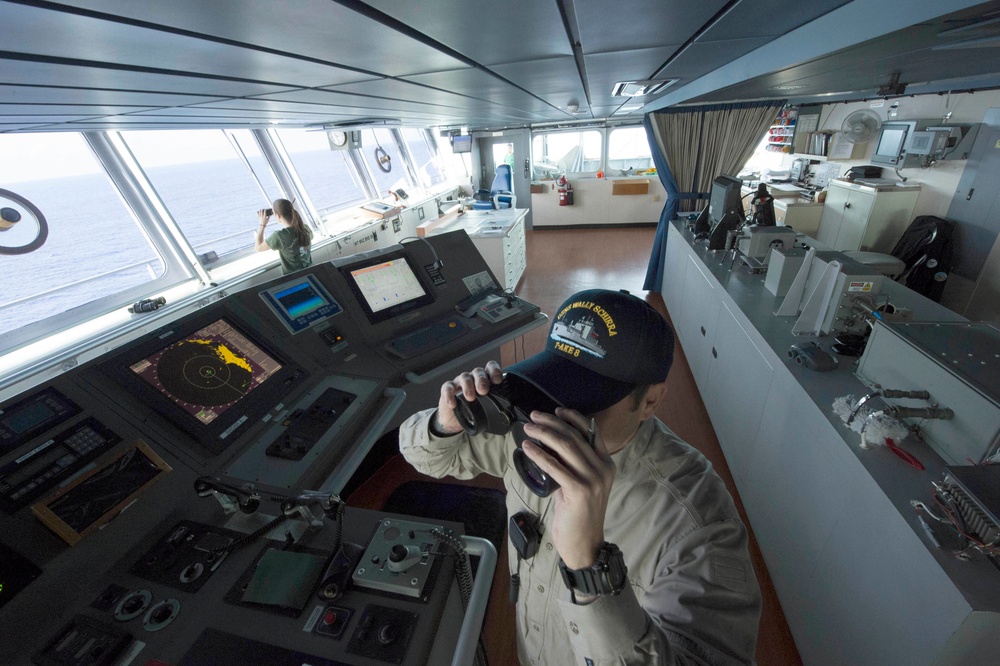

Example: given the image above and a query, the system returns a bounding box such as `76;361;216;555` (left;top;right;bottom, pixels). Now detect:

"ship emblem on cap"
550;316;606;358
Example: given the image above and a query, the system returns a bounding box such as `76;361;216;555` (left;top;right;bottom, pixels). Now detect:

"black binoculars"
453;374;562;497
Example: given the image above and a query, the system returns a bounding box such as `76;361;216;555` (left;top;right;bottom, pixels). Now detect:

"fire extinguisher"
558;175;573;206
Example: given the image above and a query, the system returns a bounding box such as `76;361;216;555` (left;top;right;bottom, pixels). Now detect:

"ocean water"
0;150;363;339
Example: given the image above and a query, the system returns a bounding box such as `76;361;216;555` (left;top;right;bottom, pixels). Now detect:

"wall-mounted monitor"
101;314;307;454
871;121;915;166
259;274;342;335
452;135;472;154
340;249;435;325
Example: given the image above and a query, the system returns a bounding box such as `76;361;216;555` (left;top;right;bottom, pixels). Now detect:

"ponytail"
272;199;312;248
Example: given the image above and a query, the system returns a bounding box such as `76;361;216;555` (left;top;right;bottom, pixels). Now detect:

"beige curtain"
649;112;701;212
650;101;784;212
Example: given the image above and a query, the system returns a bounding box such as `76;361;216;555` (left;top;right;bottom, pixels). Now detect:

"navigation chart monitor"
259;274;342;334
103;314;306;452
341;249;434;324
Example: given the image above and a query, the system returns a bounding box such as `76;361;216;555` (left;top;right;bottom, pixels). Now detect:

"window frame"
400;127;448;188
606;126;654;174
0;131;198;356
357;127;416;197
530;128;604;178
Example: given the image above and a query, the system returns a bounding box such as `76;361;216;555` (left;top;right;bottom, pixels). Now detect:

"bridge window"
531;130;602;178
120;129;283;266
401;128;446;187
0;133;164;343
438;134;470;179
360;128;413;196
607;127;653;174
275;127;367;218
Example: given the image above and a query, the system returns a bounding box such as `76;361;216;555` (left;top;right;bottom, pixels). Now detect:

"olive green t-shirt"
266;226;313;274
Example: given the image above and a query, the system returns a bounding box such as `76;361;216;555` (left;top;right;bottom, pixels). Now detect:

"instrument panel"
0;230;543;665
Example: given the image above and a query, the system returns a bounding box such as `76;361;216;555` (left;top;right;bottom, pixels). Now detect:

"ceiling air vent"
611;80;677;97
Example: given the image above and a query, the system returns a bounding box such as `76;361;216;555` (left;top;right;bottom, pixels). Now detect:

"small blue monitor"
259;274;342;334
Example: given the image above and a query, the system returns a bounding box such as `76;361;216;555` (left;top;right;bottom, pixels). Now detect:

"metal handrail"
451;536;498;666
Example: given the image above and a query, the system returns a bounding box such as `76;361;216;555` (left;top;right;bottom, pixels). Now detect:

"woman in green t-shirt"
255;198;313;274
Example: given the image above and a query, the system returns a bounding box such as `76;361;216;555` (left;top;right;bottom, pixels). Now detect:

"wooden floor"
348;226;802;665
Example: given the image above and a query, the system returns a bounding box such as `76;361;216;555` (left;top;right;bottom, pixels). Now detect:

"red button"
324;610;338;625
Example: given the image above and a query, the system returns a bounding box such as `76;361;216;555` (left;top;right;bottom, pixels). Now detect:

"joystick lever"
386;544;422;573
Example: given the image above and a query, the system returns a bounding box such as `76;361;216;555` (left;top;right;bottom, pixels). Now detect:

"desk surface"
435;208;526;237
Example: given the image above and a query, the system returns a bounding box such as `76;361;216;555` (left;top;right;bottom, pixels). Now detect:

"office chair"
472;164;516;210
845;215;955;302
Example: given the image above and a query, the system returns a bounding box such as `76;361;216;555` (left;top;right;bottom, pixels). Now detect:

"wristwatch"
559;542;628;596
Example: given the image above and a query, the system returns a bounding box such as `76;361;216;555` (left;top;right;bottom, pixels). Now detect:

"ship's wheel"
0;188;48;255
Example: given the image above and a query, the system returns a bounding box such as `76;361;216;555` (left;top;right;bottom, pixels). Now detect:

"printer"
737;225;798;265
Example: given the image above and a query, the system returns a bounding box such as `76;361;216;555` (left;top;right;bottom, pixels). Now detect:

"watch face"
331;131;347;147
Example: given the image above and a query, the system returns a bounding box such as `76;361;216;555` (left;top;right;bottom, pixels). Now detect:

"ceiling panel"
1;0;998;132
573;0;729;54
48;0;469;77
697;0;853;42
320;78;481;111
243;90;479;120
0;115;108;124
657;37;773;81
490;57;588;115
400;69;559;119
0;59;295;98
193;96;464;126
0;123;56;132
0;3;379;88
125;107;330;119
0;104;157;116
686;3;1000;105
0;84;224;108
70;118;290;129
362;0;573;65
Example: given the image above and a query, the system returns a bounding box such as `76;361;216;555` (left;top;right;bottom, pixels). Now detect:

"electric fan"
841;109;882;144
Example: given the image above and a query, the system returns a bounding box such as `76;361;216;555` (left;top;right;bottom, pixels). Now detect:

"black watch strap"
559;542;628;596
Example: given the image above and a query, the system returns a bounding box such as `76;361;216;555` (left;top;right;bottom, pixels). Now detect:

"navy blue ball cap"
507;289;674;415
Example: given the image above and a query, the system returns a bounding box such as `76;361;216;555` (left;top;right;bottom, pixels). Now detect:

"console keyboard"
386;318;468;359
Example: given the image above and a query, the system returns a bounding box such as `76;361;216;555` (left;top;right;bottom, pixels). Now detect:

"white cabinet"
677;255;720;390
816;179;920;252
661;229;689;318
432;209;527;290
701;301;774;487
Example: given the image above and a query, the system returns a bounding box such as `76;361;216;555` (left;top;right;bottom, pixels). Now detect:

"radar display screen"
129;319;283;425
